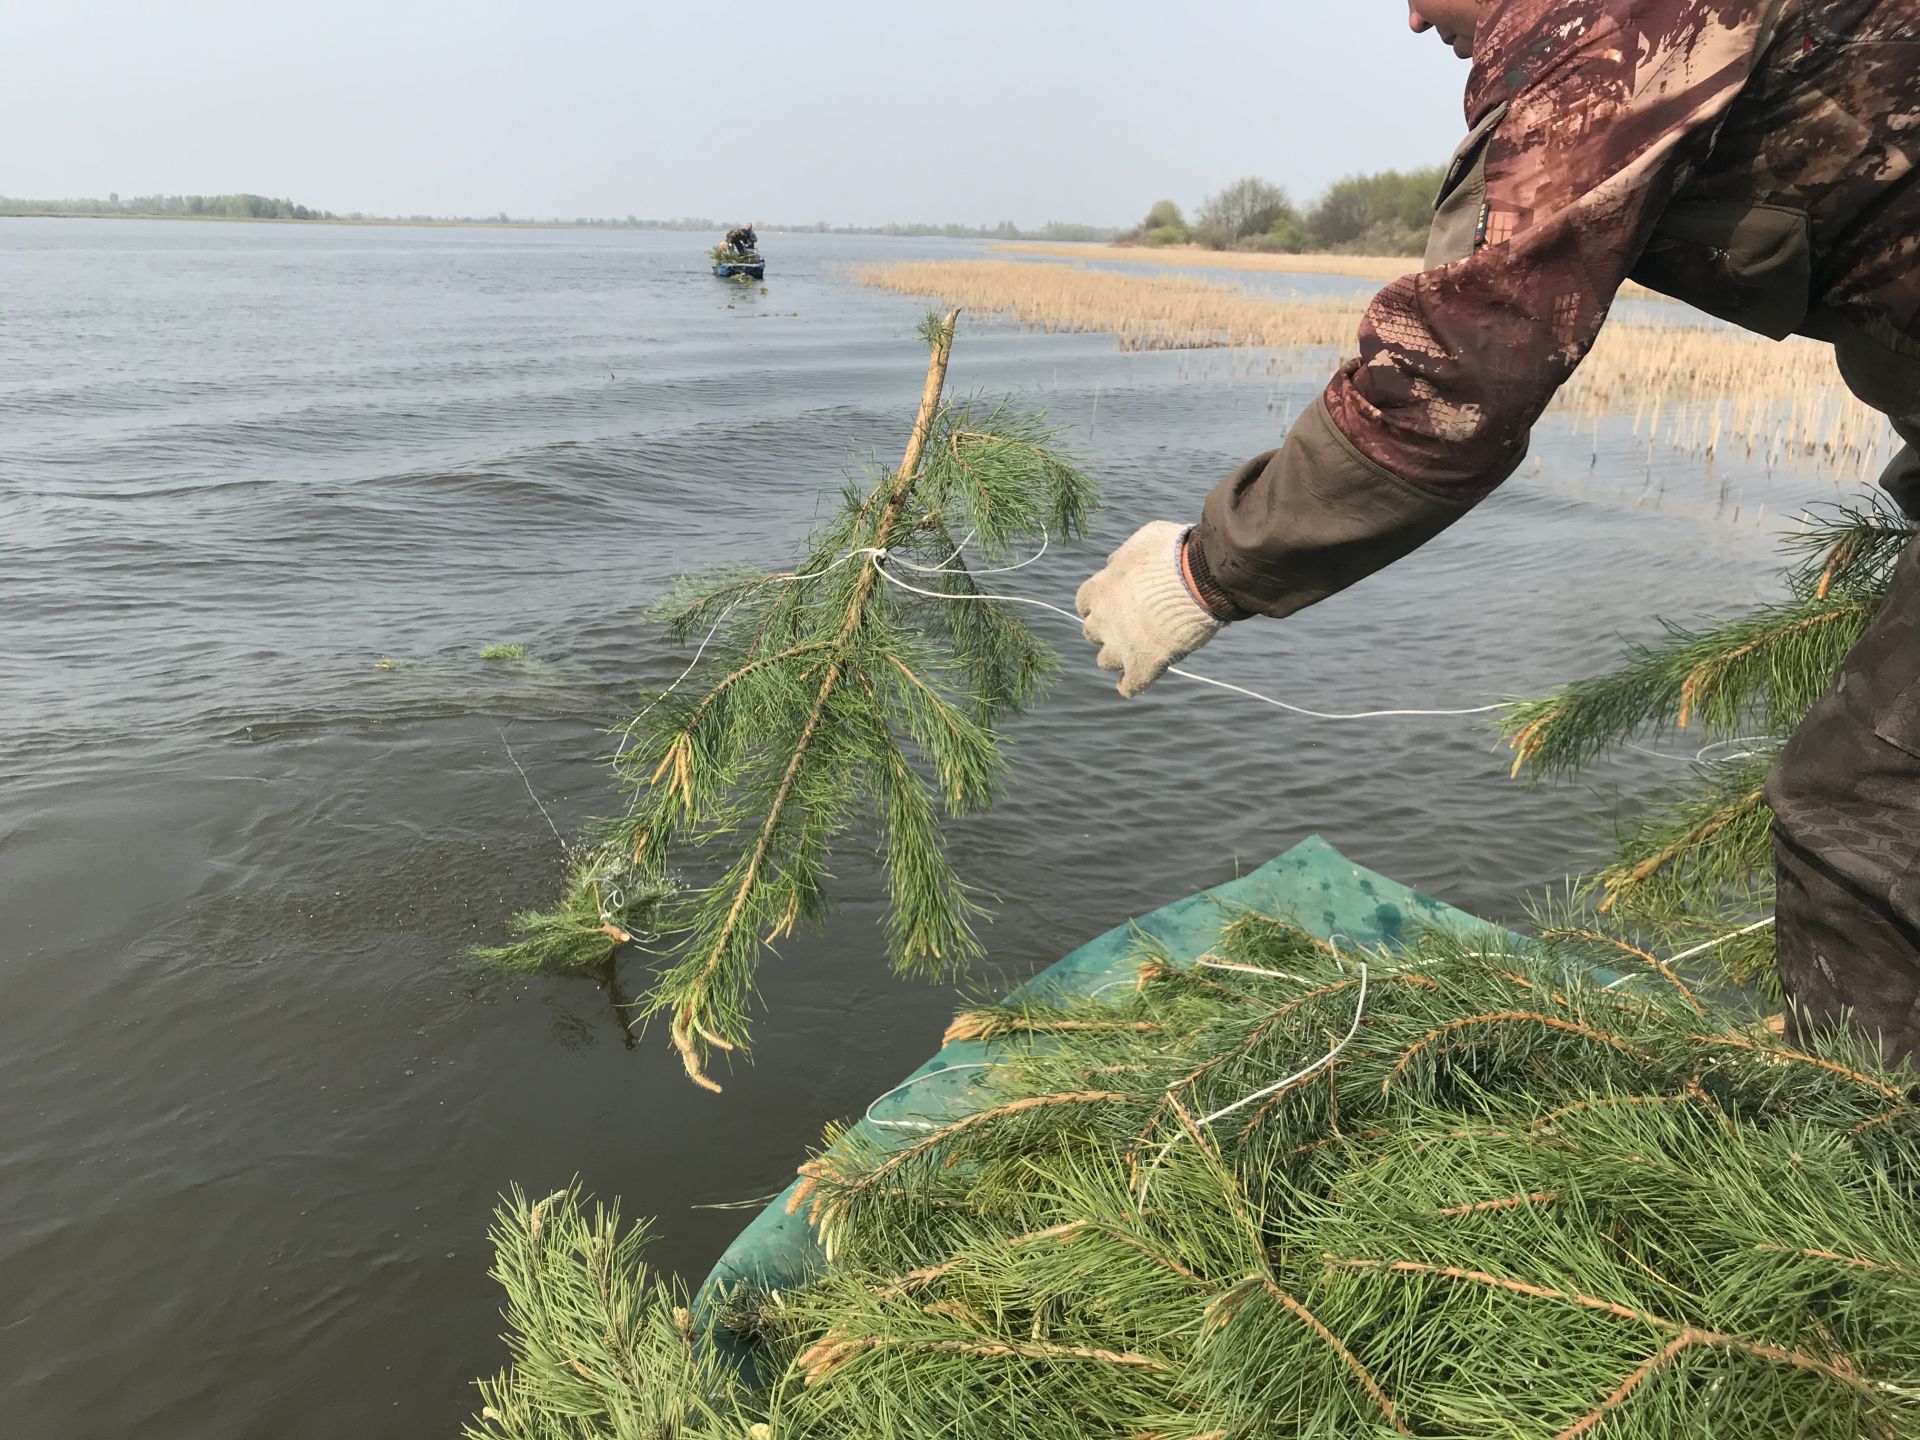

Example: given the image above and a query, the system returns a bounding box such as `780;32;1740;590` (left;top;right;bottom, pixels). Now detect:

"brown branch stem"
668;310;960;1090
1207;1277;1408;1435
1384;1011;1654;1093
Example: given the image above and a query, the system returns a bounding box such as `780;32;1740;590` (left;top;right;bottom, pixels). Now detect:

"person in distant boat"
724;222;758;254
1076;0;1920;1063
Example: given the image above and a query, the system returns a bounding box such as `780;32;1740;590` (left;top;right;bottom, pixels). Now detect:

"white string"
1624;735;1786;768
1191;966;1369;1129
887;527;1054;577
614;532;1507;802
1603;915;1778;989
1197;956;1315;985
1691;735;1786;765
1665;915;1776;963
1135;945;1370;1215
1623;742;1697;765
615;547;879;758
589;531;1506;936
872;560;1509;721
613;591;751;760
497;724;567;851
873;558;1082;618
1164;664;1509;721
864;1063;1000;1132
902;525;977;572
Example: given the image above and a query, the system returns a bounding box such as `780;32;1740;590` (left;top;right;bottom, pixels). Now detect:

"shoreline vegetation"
0;193;1119;240
1113;172;1443;257
859;258;1894;481
996;241;1423;283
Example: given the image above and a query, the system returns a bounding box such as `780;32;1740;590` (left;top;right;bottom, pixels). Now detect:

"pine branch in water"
479;313;1099;1089
472;855;680;974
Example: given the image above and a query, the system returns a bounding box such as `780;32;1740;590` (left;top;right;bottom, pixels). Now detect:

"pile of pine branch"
1500;499;1914;994
477;313;1097;1089
468;912;1920;1439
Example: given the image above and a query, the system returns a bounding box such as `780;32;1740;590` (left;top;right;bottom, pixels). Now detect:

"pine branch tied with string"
479;312;1098;1090
1499;498;1912;986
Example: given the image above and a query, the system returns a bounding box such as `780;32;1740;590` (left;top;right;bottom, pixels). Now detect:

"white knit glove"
1074;522;1225;698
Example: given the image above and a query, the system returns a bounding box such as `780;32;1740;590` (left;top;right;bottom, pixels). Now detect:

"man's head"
1407;0;1482;59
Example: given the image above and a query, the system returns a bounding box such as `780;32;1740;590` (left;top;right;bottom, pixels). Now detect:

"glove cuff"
1179;526;1251;622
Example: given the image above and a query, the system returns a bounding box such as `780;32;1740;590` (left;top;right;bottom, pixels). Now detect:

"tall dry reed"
863;260;1359;353
861;259;1894;482
992;242;1664;302
990;242;1420;283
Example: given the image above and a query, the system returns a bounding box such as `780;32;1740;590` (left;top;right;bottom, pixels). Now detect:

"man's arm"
1191;0;1776;619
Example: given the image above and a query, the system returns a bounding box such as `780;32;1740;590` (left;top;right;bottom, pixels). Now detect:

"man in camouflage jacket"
1077;0;1920;1061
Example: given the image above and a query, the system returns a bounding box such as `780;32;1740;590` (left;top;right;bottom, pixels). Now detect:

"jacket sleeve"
1192;0;1773;619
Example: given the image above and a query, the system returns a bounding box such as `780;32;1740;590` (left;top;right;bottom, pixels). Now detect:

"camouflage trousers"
1767;501;1920;1066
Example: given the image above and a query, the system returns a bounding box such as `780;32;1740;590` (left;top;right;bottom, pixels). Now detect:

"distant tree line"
0;195;1117;241
672;219;1117;241
0;192;333;220
1118;169;1446;256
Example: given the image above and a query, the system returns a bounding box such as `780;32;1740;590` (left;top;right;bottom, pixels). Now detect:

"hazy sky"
4;1;1470;225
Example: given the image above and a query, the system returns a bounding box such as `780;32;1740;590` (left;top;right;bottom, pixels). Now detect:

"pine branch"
465;1185;756;1440
1502;597;1873;780
481;313;1100;1088
1593;759;1773;919
652;313;960;1090
1497;508;1907;980
1778;498;1915;602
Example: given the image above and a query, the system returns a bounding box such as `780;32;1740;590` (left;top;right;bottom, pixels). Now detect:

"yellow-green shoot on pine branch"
479;312;1098;1090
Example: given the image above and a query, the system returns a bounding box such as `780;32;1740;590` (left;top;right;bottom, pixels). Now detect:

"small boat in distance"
711;252;766;280
712;221;765;280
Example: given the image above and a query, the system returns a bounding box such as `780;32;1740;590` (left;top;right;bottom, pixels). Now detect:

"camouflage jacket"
1191;0;1920;621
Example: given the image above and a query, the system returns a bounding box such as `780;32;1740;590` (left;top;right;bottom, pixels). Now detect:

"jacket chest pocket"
1629;200;1813;340
1425;102;1508;270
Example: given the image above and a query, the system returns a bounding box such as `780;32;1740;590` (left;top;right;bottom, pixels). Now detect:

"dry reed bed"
990;241;1422;283
991;241;1663;302
867;260;1361;353
863;259;1894;480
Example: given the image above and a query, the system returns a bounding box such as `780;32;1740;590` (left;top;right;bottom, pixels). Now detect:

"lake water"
0;219;1826;1436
